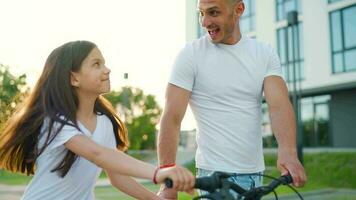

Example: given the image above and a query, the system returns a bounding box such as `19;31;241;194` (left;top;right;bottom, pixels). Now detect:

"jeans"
196;168;263;199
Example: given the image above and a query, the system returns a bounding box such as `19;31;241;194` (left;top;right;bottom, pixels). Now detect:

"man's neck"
222;29;242;45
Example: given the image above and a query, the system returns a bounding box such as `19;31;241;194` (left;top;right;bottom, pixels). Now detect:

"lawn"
1;152;355;200
95;184;193;200
0;170;32;185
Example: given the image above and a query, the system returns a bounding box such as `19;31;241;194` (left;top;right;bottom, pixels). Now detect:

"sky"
0;0;196;130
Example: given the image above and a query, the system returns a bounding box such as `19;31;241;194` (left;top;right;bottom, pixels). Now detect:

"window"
330;5;356;73
240;0;256;33
262;95;331;148
301;95;331;147
276;0;301;21
277;23;305;82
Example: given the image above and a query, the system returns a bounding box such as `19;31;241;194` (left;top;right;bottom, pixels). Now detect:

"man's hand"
157;185;178;200
277;151;307;187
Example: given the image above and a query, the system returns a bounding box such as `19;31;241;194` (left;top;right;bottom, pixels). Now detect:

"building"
185;0;356;147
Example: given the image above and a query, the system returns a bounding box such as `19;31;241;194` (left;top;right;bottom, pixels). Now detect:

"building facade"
185;0;356;147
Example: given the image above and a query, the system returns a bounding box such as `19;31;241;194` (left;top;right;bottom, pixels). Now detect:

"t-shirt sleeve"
47;123;83;151
265;46;284;79
169;44;196;91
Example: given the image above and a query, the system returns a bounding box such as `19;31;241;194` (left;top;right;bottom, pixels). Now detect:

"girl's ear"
70;72;80;87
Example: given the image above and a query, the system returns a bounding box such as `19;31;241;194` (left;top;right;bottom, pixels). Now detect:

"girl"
0;41;195;200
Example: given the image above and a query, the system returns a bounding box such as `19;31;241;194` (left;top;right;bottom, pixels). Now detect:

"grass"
0;170;32;185
264;152;356;189
1;152;355;199
95;184;193;200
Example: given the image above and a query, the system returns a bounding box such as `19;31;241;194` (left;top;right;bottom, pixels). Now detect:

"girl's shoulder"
38;116;82;152
41;116;78;133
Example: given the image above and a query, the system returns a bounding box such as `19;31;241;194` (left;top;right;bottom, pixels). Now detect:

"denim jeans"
196;168;263;199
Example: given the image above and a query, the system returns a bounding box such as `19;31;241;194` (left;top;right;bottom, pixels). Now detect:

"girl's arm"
106;171;161;200
65;134;154;179
64;135;194;192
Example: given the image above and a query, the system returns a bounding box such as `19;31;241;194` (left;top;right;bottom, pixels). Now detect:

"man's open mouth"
208;28;220;38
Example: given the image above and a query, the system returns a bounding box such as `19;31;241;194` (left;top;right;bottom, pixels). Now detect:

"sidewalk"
0;184;24;200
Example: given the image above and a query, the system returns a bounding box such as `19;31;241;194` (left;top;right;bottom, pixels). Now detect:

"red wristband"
159;163;176;169
153;167;160;184
153;163;176;184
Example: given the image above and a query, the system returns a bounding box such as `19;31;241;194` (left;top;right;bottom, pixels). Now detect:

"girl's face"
70;47;111;96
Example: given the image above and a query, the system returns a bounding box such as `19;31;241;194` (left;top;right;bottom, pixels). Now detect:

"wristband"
159;163;176;169
153;163;176;184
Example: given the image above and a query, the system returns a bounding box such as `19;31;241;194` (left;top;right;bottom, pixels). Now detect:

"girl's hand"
155;165;195;195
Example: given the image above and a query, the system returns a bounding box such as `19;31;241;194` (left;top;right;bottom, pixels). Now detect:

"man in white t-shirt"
157;0;307;199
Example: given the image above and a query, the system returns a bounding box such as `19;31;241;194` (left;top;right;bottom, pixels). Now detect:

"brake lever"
193;192;224;200
240;187;265;200
221;180;236;200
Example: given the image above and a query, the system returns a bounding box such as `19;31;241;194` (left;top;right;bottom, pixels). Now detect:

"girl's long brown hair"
0;41;128;177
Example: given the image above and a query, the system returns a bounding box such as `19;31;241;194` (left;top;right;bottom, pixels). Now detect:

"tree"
104;87;162;150
0;64;29;127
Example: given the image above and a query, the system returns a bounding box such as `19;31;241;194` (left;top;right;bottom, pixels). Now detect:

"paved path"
0;184;24;200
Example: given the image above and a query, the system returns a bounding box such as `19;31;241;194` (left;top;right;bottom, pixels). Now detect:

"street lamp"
287;11;303;164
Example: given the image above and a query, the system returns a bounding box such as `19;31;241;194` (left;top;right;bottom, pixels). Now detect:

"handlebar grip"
165;175;224;190
166;172;233;192
165;178;173;188
281;174;293;184
267;174;293;191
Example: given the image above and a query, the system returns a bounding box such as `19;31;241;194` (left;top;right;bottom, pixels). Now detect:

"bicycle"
165;172;303;200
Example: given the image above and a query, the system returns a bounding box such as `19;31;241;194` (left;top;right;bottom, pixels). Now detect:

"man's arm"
157;83;191;199
264;76;307;187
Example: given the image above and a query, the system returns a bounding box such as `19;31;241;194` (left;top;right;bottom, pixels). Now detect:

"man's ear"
70;72;80;87
234;1;245;18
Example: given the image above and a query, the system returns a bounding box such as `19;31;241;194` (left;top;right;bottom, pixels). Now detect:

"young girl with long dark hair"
0;41;194;200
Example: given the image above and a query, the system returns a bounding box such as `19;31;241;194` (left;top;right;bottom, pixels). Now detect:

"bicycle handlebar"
241;174;293;199
165;172;296;200
164;172;241;192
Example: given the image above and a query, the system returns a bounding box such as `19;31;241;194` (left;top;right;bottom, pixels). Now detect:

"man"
158;0;307;199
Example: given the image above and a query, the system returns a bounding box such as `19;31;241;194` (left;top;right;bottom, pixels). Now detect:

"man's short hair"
226;0;243;8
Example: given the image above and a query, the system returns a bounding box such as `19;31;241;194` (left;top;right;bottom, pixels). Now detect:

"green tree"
0;64;29;127
104;87;162;150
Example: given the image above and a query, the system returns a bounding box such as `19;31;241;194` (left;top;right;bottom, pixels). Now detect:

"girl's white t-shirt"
21;114;117;200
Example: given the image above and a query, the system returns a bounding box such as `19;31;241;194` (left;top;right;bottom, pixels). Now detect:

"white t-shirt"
169;35;283;173
21;114;117;200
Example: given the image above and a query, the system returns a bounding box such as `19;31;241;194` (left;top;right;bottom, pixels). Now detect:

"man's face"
198;0;244;44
